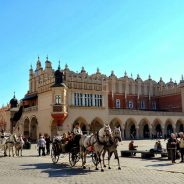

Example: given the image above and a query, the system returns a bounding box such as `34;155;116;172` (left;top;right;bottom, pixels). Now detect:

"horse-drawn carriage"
50;125;122;171
51;135;98;167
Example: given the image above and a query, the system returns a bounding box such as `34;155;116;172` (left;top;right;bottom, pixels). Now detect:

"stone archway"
110;118;123;138
109;118;121;129
73;117;88;134
165;119;174;138
125;118;137;139
176;119;184;133
23;118;30;138
30;116;38;142
152;119;162;139
90;118;103;134
139;119;150;139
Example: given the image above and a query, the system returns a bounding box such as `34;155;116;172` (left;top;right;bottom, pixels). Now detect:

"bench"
149;149;168;157
121;150;155;159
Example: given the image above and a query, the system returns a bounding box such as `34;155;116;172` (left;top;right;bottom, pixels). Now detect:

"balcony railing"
53;105;63;112
109;109;184;116
24;106;38;112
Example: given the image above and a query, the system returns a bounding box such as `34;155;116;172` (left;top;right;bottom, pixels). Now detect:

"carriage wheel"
51;147;59;164
69;147;80;167
91;152;99;166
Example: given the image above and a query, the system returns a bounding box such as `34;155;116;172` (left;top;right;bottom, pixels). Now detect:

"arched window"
140;100;145;109
115;99;121;108
128;101;133;109
55;95;61;104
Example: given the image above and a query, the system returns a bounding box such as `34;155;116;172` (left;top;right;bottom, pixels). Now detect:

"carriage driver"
73;123;83;146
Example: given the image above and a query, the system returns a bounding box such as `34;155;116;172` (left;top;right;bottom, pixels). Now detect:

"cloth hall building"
3;57;184;141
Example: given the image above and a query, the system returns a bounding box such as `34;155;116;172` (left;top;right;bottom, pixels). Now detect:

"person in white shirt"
179;132;184;163
73;123;83;146
37;135;46;156
73;123;83;135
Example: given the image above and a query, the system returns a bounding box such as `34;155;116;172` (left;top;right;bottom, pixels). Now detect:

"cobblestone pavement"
0;140;184;184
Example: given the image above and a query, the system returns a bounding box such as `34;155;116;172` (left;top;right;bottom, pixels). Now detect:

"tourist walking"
179;132;184;163
45;135;51;155
167;133;177;163
37;135;46;156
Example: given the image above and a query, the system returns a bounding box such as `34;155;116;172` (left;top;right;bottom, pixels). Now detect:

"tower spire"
58;60;61;70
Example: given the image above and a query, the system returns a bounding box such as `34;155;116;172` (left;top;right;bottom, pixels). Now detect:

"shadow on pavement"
145;163;174;167
21;162;95;177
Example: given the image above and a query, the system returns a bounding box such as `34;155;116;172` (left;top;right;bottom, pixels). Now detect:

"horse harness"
96;131;110;146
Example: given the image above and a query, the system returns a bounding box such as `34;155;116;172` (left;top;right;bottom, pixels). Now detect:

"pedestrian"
73;123;83;135
37;135;46;156
73;123;83;147
45;134;51;155
129;140;138;156
179;132;184;163
167;133;177;164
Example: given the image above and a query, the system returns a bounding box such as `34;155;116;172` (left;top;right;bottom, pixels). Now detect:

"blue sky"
0;0;184;106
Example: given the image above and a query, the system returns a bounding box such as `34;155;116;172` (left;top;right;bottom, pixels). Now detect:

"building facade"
3;56;184;140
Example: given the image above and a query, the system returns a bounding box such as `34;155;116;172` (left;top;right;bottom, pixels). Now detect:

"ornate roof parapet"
109;70;117;79
45;55;52;69
51;60;65;87
10;92;18;108
29;64;34;77
64;64;69;71
80;66;86;74
180;74;184;84
124;71;128;78
96;67;100;74
166;78;175;88
110;70;115;77
135;74;142;82
36;56;42;70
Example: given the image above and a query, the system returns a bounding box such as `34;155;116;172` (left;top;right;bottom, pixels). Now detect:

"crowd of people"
167;132;184;163
36;122;83;156
128;132;184;164
2;123;184;165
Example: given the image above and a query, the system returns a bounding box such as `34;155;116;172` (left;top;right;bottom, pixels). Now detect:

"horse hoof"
101;169;104;172
108;167;111;169
118;167;121;170
95;168;99;170
83;166;86;169
104;165;106;168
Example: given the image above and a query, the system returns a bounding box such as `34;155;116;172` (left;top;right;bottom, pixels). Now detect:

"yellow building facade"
3;57;184;140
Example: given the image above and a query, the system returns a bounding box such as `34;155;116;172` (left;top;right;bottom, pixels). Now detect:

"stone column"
120;125;125;140
173;124;176;133
149;126;153;139
161;125;165;138
136;126;139;139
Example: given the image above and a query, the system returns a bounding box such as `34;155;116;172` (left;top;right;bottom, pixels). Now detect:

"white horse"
0;132;11;156
5;134;17;157
79;124;112;172
102;127;122;170
15;135;24;156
